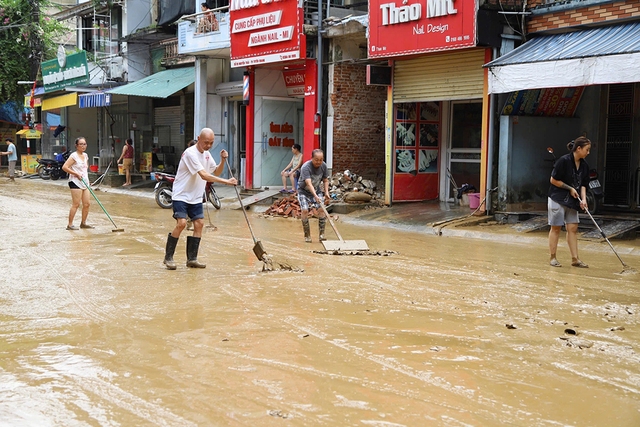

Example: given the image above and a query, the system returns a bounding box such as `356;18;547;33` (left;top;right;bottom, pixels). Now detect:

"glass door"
447;101;482;201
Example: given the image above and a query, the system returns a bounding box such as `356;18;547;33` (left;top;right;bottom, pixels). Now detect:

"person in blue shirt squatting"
1;138;18;182
297;149;330;243
548;136;591;268
163;128;237;270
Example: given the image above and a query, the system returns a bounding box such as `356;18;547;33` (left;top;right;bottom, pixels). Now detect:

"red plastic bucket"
89;165;99;173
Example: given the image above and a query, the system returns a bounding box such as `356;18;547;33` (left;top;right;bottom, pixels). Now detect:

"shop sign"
230;0;305;67
501;87;584;117
282;69;305;96
24;95;42;108
368;0;477;58
42;50;90;93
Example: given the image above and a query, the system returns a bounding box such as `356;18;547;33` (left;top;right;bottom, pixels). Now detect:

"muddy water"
1;179;639;426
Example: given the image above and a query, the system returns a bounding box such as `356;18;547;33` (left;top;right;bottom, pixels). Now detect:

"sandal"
571;260;589;268
279;189;288;193
550;258;562;267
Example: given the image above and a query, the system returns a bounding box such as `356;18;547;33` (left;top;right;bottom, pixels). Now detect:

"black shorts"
69;181;80;189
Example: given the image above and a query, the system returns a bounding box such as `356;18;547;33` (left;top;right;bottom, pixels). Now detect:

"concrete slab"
226;189;280;210
581;220;640;241
512;215;549;233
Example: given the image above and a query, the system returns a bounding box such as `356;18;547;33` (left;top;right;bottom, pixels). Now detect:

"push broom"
579;197;636;275
80;177;125;232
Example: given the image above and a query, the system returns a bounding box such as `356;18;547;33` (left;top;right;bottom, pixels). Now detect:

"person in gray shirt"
296;149;330;243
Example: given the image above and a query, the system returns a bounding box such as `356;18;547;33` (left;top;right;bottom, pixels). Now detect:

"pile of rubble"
264;195;307;219
328;170;383;203
263;170;384;219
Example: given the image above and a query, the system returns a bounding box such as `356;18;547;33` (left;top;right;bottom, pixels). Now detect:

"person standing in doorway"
163;128;237;270
117;138;134;186
548;136;591;268
280;143;302;194
62;137;93;230
1;138;17;182
297;149;330;243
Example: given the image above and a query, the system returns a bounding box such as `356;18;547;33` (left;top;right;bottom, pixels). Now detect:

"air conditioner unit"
106;57;124;81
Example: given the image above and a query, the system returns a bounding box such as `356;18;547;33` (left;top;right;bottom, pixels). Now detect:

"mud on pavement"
1;178;639;426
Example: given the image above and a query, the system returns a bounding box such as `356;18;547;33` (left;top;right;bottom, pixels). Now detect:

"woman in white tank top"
61;137;94;230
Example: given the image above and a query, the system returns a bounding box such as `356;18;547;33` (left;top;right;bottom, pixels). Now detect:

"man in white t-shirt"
163;128;237;270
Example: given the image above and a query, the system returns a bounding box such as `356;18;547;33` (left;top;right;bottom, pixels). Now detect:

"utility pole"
28;0;42;83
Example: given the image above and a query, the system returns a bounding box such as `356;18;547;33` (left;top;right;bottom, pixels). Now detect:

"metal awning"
108;67;195;98
485;22;640;94
79;92;112;108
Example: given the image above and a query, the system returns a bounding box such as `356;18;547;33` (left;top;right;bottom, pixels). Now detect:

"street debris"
312;250;397;256
264;170;384;219
329;170;384;202
261;256;304;272
559;337;594;349
264;194;306;218
268;410;290;419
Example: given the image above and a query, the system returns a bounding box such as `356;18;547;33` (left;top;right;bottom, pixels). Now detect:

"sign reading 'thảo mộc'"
42;50;90;93
368;0;477;58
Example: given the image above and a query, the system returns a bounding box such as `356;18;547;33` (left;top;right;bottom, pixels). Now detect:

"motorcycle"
36;158;66;180
547;147;603;214
153;172;221;210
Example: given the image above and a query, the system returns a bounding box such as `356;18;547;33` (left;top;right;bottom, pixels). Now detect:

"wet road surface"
1;178;639;426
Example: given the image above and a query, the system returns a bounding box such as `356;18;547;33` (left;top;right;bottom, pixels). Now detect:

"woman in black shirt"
548;136;591;268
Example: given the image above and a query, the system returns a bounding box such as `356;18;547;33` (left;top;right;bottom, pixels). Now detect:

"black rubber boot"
302;219;311;243
164;233;178;270
186;236;206;268
319;217;326;241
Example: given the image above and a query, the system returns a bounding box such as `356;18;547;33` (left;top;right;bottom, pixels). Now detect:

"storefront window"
395;102;440;174
451;102;481;149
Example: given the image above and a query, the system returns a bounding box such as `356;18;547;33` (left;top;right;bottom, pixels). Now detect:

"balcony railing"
177;6;231;56
155;38;195;67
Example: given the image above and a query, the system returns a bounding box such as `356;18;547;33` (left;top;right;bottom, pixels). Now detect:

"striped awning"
78;92;112;108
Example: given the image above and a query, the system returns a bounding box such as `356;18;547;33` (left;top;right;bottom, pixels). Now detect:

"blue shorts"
173;200;204;220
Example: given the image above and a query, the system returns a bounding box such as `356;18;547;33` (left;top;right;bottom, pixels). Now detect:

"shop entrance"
392;101;440;201
445;100;482;202
259;98;303;187
603;83;639;209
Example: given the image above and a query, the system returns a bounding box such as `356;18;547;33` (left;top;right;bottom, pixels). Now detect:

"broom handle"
579;197;628;267
80;177;119;229
225;161;258;244
319;202;345;242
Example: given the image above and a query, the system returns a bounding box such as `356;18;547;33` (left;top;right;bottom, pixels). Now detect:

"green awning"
108;67;195;98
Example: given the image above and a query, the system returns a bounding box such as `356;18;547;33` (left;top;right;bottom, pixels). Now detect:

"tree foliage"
0;0;66;105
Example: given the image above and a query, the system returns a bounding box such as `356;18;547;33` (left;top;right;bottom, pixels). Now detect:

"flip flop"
572;260;589;268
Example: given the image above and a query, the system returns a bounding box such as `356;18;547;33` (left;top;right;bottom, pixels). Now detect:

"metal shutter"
153;106;182;148
393;49;486;102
